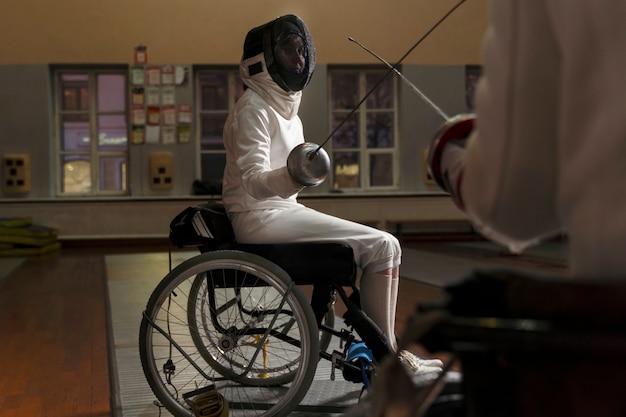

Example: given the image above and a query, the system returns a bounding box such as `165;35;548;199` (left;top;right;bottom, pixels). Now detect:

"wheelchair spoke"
139;250;319;417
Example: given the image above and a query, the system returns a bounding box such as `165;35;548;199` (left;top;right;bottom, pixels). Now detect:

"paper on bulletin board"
175;66;187;85
161;85;176;106
132;126;145;144
134;45;148;64
147;106;161;125
162;126;176;145
146;66;161;85
178;104;192;124
161;65;175;85
131;105;146;125
146;87;160;106
132;87;145;105
162;106;176;126
146;125;160;144
178;125;191;144
131;66;145;85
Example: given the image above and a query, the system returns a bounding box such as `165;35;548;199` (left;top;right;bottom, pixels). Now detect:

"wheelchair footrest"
343;341;374;386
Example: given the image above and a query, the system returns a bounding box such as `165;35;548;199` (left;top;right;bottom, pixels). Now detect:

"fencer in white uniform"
429;0;626;281
222;14;441;375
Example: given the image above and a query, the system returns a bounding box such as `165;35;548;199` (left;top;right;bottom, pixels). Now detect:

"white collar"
240;53;302;119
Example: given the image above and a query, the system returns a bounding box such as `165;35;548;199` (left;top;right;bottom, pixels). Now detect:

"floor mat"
400;241;567;288
106;250;362;417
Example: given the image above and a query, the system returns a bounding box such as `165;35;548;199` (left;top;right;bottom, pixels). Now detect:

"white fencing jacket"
446;0;626;280
222;53;401;273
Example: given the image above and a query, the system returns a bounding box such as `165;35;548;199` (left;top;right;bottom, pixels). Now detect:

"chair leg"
310;283;335;325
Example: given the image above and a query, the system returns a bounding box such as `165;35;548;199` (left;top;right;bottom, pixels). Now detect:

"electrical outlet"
150;152;174;190
3;154;31;193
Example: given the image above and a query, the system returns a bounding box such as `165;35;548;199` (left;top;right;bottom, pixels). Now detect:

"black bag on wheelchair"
169;202;235;251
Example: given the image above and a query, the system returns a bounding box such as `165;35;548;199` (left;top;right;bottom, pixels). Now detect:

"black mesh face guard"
243;14;316;92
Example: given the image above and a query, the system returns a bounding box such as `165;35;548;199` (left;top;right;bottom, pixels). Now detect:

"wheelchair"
139;202;406;417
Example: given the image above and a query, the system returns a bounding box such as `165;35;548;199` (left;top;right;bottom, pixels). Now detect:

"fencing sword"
287;0;466;186
351;37;476;194
349;37;450;121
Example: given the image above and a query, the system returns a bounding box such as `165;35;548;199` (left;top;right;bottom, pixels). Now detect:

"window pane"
61;74;89;111
200;114;227;150
61;114;90;151
331;73;359;109
200;153;226;189
62;156;91;193
332;151;360;189
98;115;128;151
366;112;394;148
331;114;359;148
366;72;393;108
370;153;393;186
99;155;127;192
98;74;126;112
200;73;229;110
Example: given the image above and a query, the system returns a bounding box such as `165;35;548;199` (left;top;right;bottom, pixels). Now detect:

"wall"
0;66;53;198
127;65;198;197
0;1;488;238
1;195;467;240
0;0;488;65
0;62;471;199
398;65;467;192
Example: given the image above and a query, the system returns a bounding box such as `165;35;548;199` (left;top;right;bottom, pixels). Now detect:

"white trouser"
229;205;401;273
230;206;402;346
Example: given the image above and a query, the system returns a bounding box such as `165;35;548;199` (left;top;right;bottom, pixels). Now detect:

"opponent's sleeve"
460;1;562;252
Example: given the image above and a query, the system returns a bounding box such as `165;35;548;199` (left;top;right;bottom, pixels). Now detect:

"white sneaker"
397;350;443;377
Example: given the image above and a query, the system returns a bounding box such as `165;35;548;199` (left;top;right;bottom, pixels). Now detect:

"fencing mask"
242;14;316;92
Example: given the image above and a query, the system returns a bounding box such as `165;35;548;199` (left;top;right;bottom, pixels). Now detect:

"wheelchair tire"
139;250;320;417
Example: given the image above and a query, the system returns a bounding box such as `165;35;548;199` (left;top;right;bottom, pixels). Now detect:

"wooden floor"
0;248;112;417
0;239;454;417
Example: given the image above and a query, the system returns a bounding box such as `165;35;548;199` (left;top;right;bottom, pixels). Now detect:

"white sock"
388;274;399;346
359;271;399;351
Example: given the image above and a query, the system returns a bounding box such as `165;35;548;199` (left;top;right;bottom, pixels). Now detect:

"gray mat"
400;241;568;288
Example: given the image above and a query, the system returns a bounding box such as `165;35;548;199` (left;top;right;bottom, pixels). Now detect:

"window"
195;68;244;188
53;68;128;195
328;68;398;191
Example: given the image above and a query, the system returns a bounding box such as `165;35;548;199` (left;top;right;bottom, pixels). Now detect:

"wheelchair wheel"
188;267;335;374
139;250;320;417
187;267;319;386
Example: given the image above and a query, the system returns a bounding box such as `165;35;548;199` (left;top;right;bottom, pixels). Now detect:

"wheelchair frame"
139;204;394;417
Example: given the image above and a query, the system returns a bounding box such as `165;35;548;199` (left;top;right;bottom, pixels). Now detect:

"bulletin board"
130;50;193;145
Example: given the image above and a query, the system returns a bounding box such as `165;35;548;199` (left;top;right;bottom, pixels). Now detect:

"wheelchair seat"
224;242;357;287
169;202;358;287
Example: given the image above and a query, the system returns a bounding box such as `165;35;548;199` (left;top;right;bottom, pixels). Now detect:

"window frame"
52;65;129;197
194;66;242;185
328;66;399;192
